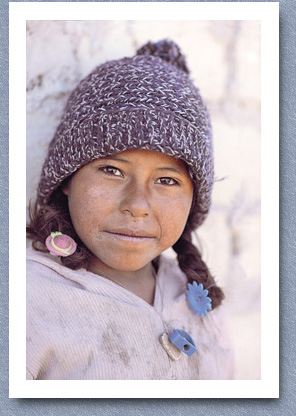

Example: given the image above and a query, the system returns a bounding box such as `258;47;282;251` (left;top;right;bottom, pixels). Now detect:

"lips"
104;228;156;239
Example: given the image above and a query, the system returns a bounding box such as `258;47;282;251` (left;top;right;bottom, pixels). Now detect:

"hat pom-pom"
136;39;189;74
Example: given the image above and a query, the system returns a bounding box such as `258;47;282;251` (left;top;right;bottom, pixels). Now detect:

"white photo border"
9;1;279;399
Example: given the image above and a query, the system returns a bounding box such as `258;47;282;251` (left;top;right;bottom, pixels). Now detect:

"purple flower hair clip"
186;282;212;318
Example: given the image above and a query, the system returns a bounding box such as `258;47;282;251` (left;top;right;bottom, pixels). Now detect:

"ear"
62;184;69;196
61;175;72;196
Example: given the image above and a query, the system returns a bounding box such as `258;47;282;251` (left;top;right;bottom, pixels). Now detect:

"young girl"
26;39;234;380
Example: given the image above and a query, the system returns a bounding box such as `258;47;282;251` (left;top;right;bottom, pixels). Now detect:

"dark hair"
27;183;224;310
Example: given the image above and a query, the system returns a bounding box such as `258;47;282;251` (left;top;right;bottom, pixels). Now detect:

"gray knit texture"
38;40;214;229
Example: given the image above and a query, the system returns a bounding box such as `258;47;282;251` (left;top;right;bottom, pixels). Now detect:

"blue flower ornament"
186;282;212;318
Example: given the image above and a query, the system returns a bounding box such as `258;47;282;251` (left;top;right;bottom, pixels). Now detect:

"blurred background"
26;20;261;380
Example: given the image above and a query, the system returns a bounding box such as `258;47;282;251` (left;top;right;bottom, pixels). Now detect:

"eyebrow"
103;156;131;164
156;167;185;176
103;157;185;176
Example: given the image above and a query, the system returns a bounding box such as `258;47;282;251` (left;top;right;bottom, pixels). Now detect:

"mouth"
104;229;156;242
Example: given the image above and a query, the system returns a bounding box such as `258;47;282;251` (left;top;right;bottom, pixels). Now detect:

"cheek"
159;194;193;244
67;186;115;233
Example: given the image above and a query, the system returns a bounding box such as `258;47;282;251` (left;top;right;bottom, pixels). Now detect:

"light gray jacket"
27;248;234;380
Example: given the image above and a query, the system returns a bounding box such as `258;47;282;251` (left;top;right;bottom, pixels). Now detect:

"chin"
90;252;153;273
109;260;152;272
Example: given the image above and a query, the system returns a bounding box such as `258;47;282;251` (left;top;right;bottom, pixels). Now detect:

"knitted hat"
38;40;214;229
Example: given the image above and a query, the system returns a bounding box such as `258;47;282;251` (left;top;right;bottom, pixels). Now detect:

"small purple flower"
186;282;212;318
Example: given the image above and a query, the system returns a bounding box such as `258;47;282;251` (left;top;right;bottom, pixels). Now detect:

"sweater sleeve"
208;305;236;380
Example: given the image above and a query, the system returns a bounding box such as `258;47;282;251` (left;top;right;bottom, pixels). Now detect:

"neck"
88;259;156;305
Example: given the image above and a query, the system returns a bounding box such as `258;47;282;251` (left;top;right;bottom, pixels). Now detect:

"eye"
99;166;123;177
155;177;180;186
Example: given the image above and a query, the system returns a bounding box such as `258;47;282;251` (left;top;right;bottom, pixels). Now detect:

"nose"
119;180;151;218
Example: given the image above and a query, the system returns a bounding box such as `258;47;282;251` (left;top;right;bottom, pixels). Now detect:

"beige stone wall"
26;20;261;380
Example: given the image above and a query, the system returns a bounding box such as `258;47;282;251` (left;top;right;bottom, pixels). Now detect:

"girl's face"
63;149;193;274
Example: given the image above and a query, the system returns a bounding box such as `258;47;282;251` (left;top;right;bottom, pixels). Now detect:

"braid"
173;226;224;310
